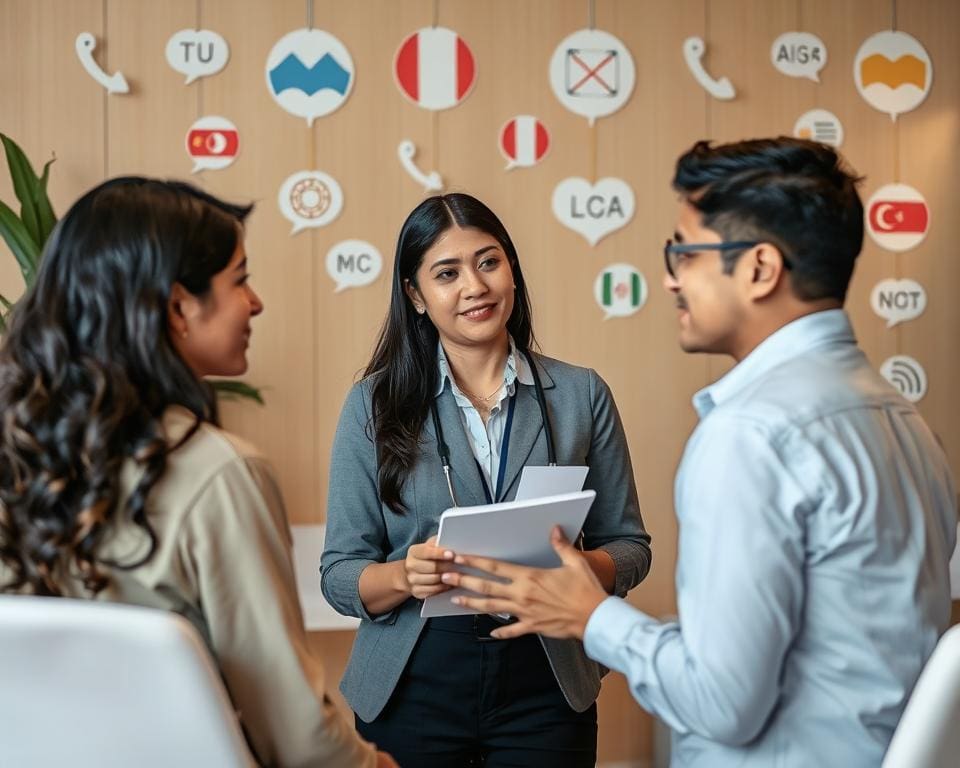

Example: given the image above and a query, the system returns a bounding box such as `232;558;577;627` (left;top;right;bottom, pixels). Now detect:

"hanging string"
306;0;316;169
704;0;712;141
703;0;719;384
432;0;440;179
195;0;204;169
101;0;109;179
889;1;899;174
432;111;440;190
587;0;597;179
589;122;597;183
891;0;901;304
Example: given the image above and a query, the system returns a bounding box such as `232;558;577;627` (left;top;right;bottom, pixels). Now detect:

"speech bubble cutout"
166;29;229;84
185;115;239;173
870;278;927;328
594;264;647;320
552;177;635;246
326;240;383;292
499;115;550;171
854;31;932;121
771;31;827;81
880;354;927;403
793;108;844;147
278;170;343;234
266;28;354;126
549;28;636;125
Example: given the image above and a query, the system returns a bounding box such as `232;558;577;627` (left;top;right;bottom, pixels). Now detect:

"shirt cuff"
584;596;660;672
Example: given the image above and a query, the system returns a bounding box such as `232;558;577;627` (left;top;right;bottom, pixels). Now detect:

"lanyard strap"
478;392;517;504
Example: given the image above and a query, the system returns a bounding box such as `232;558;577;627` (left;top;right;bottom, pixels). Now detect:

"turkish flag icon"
865;183;929;252
187;129;239;157
869;200;928;233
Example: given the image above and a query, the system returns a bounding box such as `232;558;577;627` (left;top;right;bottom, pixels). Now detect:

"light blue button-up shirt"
583;309;957;767
436;337;534;497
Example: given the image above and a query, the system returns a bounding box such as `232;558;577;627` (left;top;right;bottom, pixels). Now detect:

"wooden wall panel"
894;1;960;465
105;1;197;177
2;2;958;765
0;0;105;296
202;0;324;527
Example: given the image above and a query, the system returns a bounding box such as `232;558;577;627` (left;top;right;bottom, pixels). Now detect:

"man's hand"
440;526;608;640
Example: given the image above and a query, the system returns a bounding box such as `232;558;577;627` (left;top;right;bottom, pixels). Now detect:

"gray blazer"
321;353;651;723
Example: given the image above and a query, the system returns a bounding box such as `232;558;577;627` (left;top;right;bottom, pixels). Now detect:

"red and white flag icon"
865;182;930;252
869;200;928;233
394;27;476;111
499;116;550;169
187;128;239;157
185;115;239;173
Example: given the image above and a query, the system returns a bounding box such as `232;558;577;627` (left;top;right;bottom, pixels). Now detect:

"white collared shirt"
583;309;957;766
436;337;534;499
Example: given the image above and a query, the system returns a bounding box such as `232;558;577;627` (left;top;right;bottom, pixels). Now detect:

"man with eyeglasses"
440;137;957;766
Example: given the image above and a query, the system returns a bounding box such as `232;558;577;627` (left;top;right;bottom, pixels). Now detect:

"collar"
692;309;856;418
435;336;535;398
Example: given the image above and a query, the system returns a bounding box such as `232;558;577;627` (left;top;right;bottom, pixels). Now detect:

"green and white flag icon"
594;264;647;318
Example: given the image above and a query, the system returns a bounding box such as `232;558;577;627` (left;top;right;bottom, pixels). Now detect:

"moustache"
675;295;688;310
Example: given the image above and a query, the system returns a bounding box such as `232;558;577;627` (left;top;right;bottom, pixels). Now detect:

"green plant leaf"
0;199;38;284
0;133;47;252
35;155;58;246
210;379;265;405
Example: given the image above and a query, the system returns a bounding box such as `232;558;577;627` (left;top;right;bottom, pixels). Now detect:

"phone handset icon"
682;36;736;100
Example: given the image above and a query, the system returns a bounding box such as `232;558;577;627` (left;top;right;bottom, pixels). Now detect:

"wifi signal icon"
880;355;927;403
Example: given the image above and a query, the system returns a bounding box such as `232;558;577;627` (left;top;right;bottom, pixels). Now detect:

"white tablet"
421;490;596;618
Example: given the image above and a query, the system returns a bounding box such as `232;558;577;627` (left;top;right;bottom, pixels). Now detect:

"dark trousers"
356;615;597;768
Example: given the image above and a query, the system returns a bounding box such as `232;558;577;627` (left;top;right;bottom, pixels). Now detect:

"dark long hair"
364;194;535;513
0;177;252;596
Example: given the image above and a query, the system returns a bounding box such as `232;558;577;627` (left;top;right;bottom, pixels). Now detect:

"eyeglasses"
663;239;761;278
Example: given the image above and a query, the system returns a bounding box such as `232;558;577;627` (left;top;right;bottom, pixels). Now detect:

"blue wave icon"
269;52;351;96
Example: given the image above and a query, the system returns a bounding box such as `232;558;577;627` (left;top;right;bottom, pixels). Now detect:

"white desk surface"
290;524;360;632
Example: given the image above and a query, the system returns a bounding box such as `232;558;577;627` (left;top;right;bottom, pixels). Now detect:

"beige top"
9;406;375;768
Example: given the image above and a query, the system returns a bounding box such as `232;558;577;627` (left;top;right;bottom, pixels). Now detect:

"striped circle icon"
880;354;927;403
394;27;476;111
499;115;550;169
594;264;647;320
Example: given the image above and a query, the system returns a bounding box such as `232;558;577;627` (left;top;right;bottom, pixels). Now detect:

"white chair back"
883;623;960;768
0;595;256;768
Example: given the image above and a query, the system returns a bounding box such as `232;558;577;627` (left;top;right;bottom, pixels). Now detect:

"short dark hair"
672;137;864;303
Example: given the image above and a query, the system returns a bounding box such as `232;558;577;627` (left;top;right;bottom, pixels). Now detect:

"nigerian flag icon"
595;264;647;319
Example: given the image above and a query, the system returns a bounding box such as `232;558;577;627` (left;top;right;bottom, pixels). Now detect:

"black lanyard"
431;349;555;508
477;392;517;504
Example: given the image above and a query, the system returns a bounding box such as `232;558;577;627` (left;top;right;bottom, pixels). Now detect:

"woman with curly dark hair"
0;177;392;768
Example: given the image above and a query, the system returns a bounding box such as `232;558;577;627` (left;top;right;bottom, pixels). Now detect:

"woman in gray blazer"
321;193;651;767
